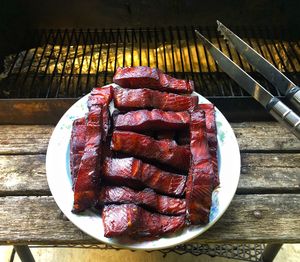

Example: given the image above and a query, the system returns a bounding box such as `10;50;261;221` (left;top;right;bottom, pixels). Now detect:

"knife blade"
195;30;300;139
216;20;300;112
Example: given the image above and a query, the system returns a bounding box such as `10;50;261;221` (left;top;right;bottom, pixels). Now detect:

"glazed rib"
103;157;186;197
115;109;190;132
88;86;113;141
70;117;86;188
111;131;190;172
186;109;213;224
99;186;186;215
156;130;176;141
103;204;185;238
198;104;219;189
177;129;190;145
87;85;113;110
73;107;103;213
113;66;194;94
113;87;198;111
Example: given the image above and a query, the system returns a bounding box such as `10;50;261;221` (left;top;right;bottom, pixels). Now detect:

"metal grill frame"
1;26;299;100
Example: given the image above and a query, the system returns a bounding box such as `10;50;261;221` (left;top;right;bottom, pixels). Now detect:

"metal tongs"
195;21;300;139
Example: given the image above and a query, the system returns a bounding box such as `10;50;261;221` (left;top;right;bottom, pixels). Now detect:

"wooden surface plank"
0;125;52;154
0;194;299;245
231;122;300;152
0;155;49;196
0;123;299;155
238;153;300;194
0;153;299;195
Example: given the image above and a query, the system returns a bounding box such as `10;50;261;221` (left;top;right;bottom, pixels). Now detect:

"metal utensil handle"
286;86;300;113
267;98;300;139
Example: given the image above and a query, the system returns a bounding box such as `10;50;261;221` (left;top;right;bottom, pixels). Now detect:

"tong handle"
267;98;300;139
286;86;300;113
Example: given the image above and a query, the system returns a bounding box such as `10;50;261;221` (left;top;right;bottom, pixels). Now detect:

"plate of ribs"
46;66;240;250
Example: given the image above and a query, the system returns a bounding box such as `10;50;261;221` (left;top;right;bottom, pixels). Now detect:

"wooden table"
0;122;299;261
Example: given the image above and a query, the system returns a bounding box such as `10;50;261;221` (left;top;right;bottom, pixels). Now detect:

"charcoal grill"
1;0;299;261
1;26;299;122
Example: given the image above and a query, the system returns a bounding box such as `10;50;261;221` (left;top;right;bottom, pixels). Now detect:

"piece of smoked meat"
111;131;190;172
88;86;113;141
186;109;213;225
99;186;186;215
115;109;190;132
73;106;103;212
113;87;198;111
103;204;185;238
70;117;86;188
103;157;186;197
198;104;219;189
113;66;194;94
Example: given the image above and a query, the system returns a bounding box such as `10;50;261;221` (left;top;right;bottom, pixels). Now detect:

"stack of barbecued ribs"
70;66;219;238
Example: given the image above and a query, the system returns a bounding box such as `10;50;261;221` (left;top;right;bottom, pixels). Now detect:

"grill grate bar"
184;26;195;82
21;31;45;97
66;30;81;96
191;26;208;93
169;26;176;76
176;26;185;77
46;30;67;98
1;26;299;99
75;29;89;96
86;29;98;93
58;29;75;97
161;28;168;73
95;29;105;86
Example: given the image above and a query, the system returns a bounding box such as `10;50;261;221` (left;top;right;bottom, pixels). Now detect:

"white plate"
46;83;240;250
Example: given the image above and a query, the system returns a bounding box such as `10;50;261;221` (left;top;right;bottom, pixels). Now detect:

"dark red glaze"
111;131;190;172
88;86;113;141
103;204;139;237
177;129;190;145
186;109;213;225
99;186;186;215
103;204;185;238
103;157;186;197
70;117;86;188
73;107;102;213
156;130;176;140
113;66;194;94
198;104;219;189
115;109;190;132
113;87;198;111
87;86;113;110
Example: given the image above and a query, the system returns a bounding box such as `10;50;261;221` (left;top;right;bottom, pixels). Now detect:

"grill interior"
1;26;300;99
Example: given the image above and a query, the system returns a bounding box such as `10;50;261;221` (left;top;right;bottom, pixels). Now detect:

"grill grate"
1;26;300;99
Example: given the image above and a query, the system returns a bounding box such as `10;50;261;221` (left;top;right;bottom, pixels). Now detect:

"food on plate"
113;87;198;111
70;117;86;188
113;66;194;94
103;204;185;238
186;109;213;224
72;87;113;213
114;109;190;132
177;129;190;145
198;104;219;189
88;85;113;141
156;130;176;140
111;130;190;172
69;66;220;239
103;157;186;197
73;106;103;213
98;186;186;215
